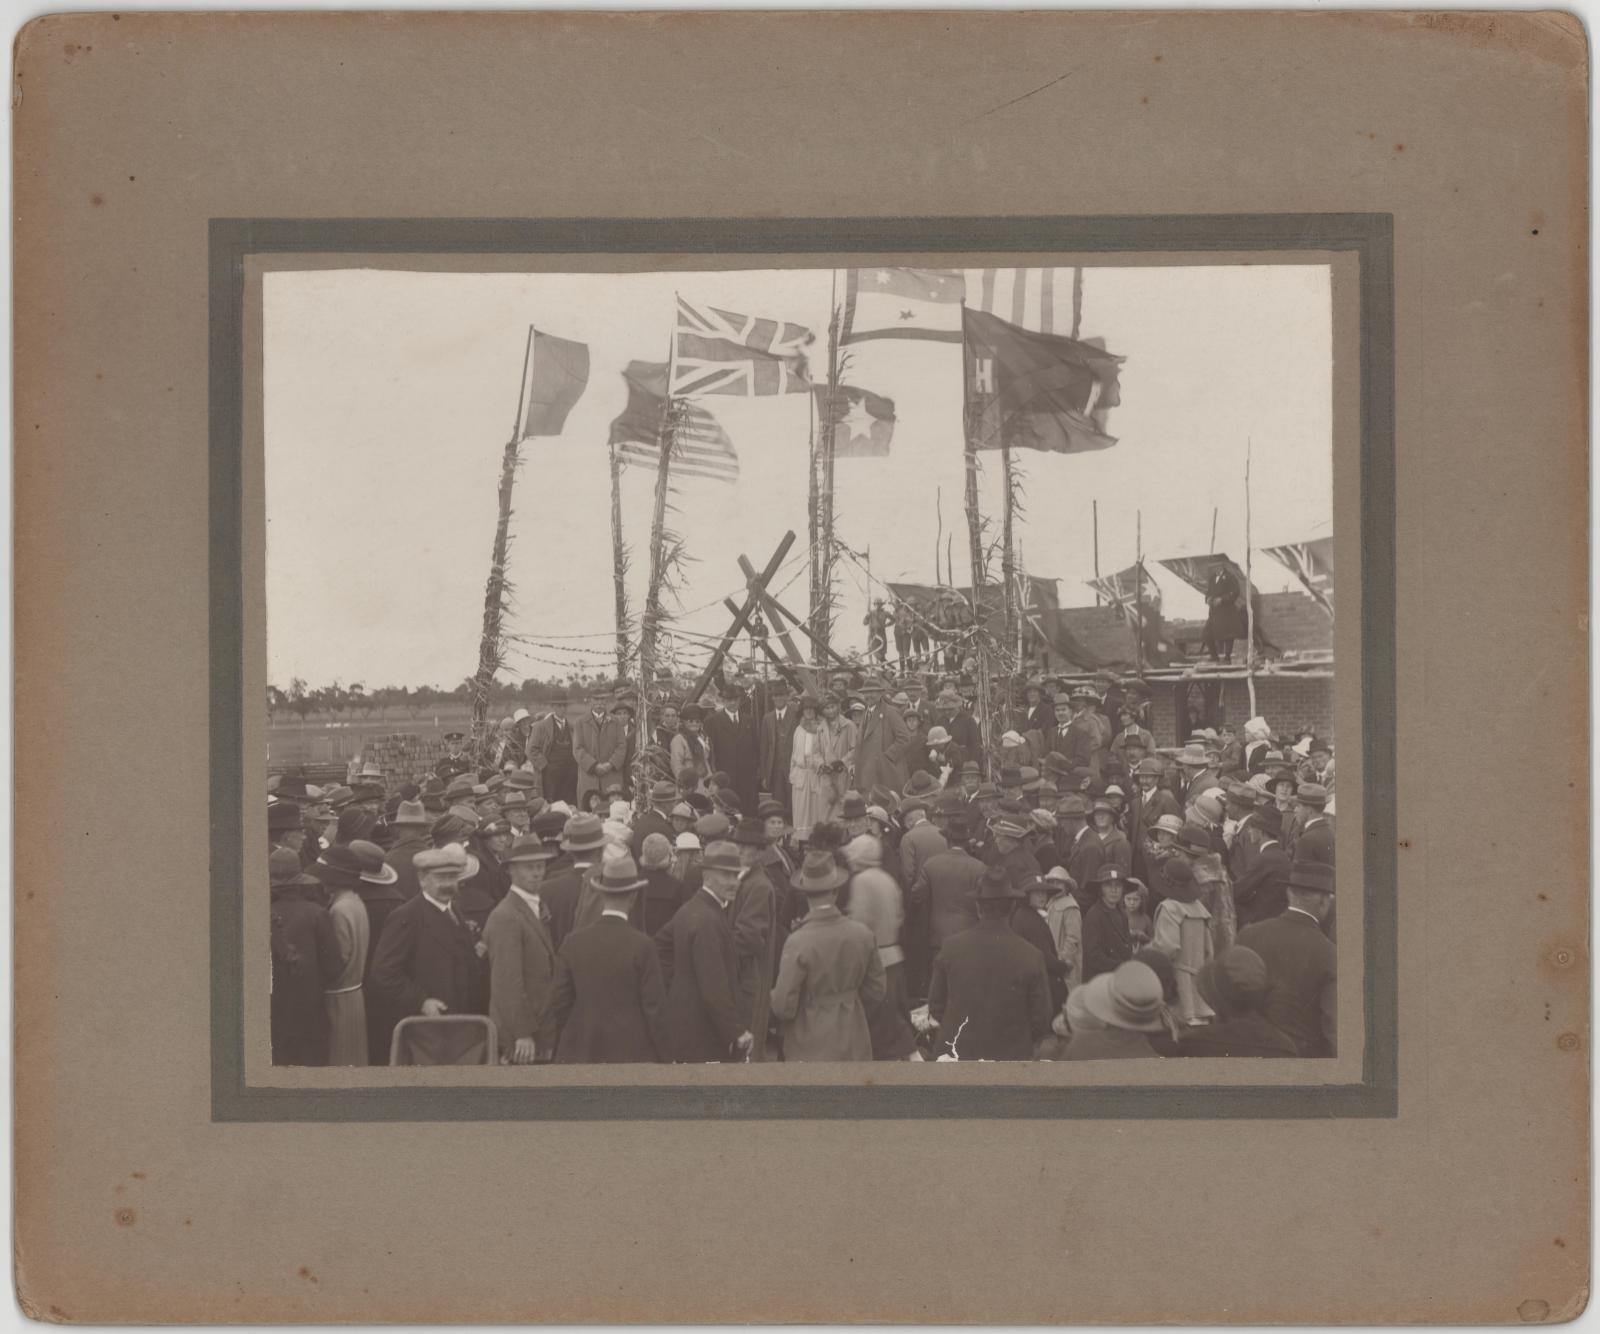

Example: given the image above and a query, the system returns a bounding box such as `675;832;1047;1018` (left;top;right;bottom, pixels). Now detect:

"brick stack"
358;733;451;789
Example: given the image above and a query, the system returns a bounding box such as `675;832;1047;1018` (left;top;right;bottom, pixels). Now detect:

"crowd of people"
267;666;1337;1068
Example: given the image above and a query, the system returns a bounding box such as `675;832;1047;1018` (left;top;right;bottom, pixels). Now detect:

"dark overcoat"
551;916;670;1063
269;883;342;1065
927;919;1053;1061
657;889;745;1063
368;893;483;1022
913;847;985;953
1236;909;1337;1057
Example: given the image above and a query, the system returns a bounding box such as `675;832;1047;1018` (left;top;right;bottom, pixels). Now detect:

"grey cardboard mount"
13;11;1588;1324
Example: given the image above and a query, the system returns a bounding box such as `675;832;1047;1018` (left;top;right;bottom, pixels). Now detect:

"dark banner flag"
813;384;896;458
961;306;1124;454
1262;538;1335;616
515;328;590;438
608;361;739;485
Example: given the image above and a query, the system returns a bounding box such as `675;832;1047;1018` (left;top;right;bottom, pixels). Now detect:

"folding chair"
388;1014;498;1066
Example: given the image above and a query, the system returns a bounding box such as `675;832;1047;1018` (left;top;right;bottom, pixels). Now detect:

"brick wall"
1150;675;1334;747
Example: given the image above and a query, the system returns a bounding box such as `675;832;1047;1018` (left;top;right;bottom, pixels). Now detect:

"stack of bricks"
358;733;451;789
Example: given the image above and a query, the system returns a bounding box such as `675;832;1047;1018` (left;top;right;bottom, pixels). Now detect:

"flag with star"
841;267;966;344
813;384;896;458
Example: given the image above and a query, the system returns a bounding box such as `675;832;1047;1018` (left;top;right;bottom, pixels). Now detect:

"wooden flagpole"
469;325;534;752
607;434;632;682
1092;499;1101;605
1000;443;1018;655
1135;510;1145;675
1244;438;1257;715
636;304;682;781
817;275;843;662
959;299;993;772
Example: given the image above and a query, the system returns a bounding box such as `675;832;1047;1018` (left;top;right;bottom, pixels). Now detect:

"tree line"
265;674;605;723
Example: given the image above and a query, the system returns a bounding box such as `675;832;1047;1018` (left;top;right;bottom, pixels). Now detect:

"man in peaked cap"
927;866;1053;1061
367;844;484;1051
1237;860;1337;1057
482;833;561;1064
435;732;474;784
549;852;670;1064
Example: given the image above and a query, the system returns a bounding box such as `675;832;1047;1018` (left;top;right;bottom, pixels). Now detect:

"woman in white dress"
788;695;830;844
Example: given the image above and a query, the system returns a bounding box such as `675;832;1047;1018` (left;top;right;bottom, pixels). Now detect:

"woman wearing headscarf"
787;695;832;844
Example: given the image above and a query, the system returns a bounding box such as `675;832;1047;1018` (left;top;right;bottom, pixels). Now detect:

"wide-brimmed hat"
1043;865;1078;893
921;724;952;747
1135;758;1166;778
693;812;732;841
791;849;849;895
1057;794;1090;818
903;770;941;799
649;779;678;803
506;834;557;863
502;770;540;792
560;813;608;852
1193;792;1225;823
391;798;430;827
674;831;702;851
1080;961;1167;1032
349;839;399;885
701;840;742;874
1288;860;1336;895
1177;743;1211;767
1295;782;1329;808
975;866;1023;902
1177;826;1214;856
588;852;647;894
317;784;353;810
1030;809;1058;832
1153;813;1185;837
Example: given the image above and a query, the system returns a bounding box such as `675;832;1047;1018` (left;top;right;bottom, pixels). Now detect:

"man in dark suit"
757;679;801;816
1290;783;1335;865
482;834;560;1064
657;841;753;1063
911;804;986;957
928;868;1053;1060
368;844;485;1046
550;853;671;1063
629;779;678;862
703;685;761;813
540;813;608;949
1236;860;1337;1057
1063;687;1103;779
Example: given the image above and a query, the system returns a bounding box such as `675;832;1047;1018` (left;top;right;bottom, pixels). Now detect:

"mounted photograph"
261;258;1342;1075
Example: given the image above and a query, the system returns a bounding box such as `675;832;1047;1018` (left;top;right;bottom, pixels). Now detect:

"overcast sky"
264;263;1331;689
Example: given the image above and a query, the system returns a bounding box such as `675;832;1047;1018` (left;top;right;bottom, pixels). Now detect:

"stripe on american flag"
614;405;739;484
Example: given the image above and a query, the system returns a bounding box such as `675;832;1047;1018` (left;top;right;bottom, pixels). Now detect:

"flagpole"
807;355;821;660
959;299;992;775
1244;438;1257;715
1092;499;1102;605
469;324;534;754
1135;510;1145;676
638;303;681;766
1070;266;1083;340
818;274;843;671
1000;442;1019;658
606;434;632;682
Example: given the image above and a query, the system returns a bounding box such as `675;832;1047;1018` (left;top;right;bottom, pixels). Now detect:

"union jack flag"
671;297;813;398
1087;561;1158;623
1262;538;1334;616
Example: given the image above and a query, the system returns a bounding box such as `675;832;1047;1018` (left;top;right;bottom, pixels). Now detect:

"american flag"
671;297;813;397
1262;539;1335;616
609;361;740;485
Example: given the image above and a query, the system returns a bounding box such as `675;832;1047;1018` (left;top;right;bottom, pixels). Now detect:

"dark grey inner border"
211;215;1395;1122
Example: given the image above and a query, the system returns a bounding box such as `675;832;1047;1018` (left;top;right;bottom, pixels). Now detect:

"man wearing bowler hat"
927;866;1053;1061
482;834;561;1064
550;852;670;1064
1237;859;1337;1057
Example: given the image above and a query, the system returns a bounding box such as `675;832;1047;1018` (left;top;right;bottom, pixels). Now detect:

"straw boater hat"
1080;960;1168;1032
505;833;557;863
790;849;849;896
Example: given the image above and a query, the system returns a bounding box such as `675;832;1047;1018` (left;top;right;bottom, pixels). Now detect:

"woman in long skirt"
788;696;830;844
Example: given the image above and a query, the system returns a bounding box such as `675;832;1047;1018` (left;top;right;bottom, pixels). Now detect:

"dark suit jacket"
1295;816;1335;866
758;704;801;793
482;890;559;1057
1010;905;1068;1011
1081;898;1133;981
928;919;1052;1061
1236;910;1337;1056
703;707;760;808
629;808;676;862
541;859;596;951
1176;1012;1297;1058
368;893;482;1019
551;916;670;1063
657;889;745;1063
1233;841;1291;928
913;847;985;952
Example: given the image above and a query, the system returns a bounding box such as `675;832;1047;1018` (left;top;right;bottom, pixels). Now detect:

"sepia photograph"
263;258;1341;1073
